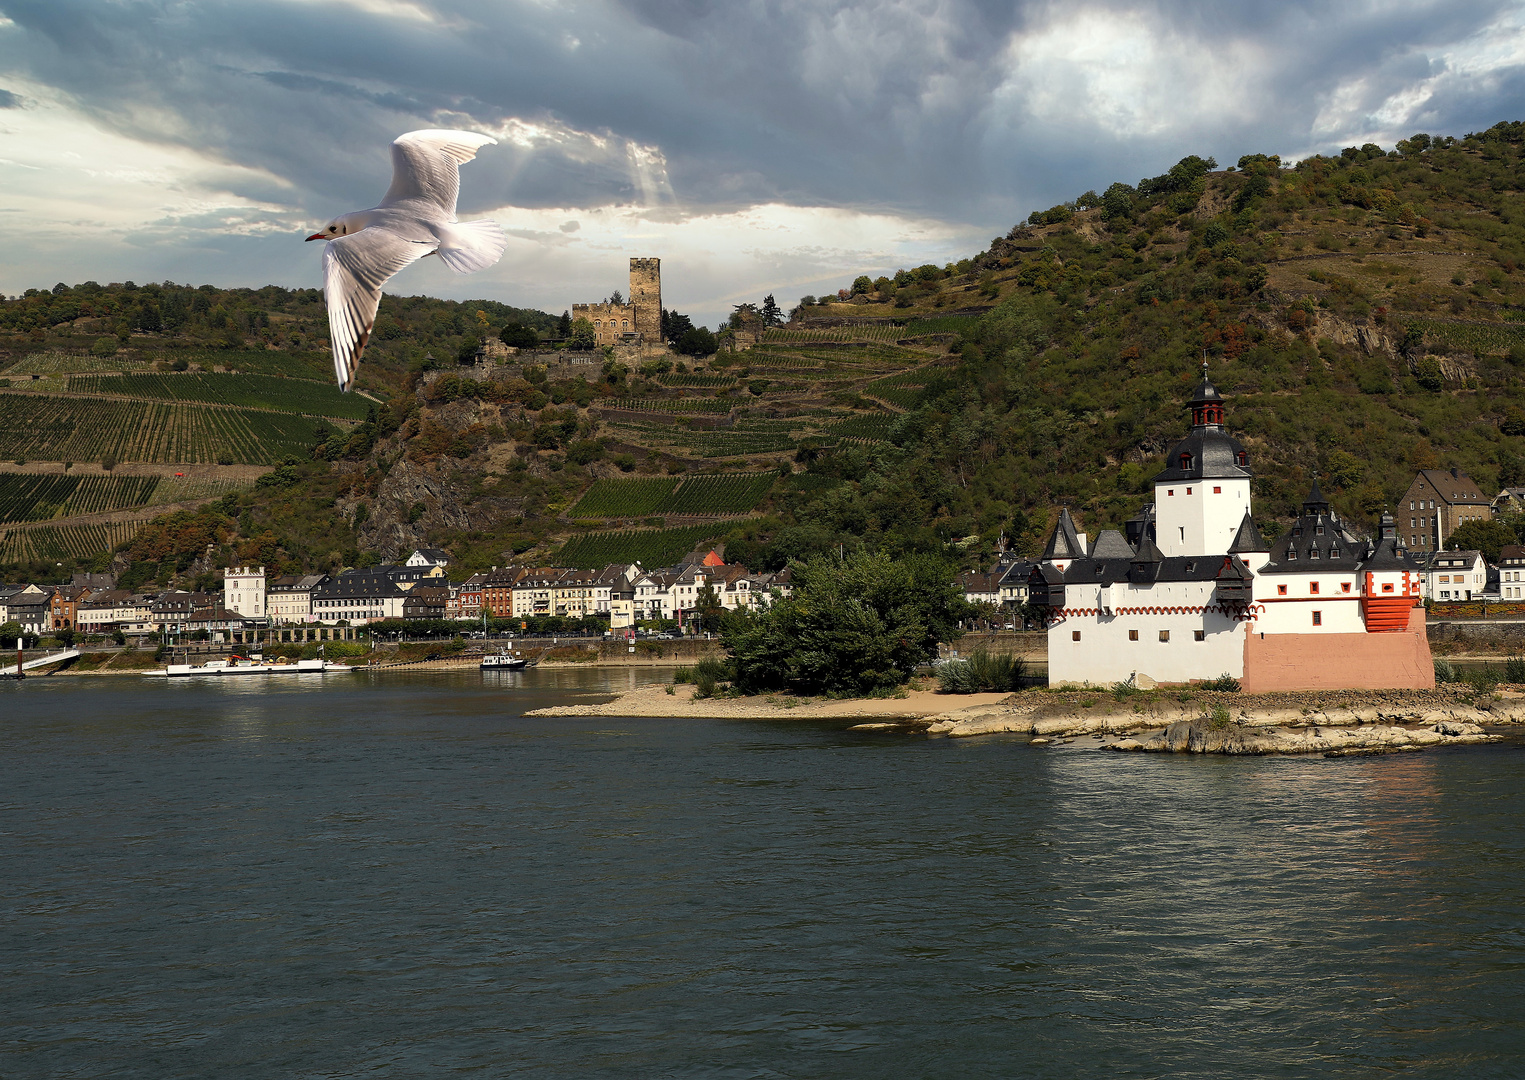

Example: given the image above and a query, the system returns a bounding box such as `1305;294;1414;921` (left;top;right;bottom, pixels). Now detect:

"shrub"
937;649;1026;693
1434;659;1458;683
1505;655;1525;684
694;672;717;698
673;665;694;684
695;655;730;683
1200;673;1241;692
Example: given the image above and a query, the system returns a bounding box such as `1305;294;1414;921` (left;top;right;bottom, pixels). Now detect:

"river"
3;668;1523;1078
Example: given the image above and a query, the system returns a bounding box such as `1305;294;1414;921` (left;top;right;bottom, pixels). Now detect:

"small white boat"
480;652;528;670
152;655;350;677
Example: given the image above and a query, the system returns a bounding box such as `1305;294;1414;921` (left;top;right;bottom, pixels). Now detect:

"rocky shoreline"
532;681;1522;756
913;686;1516;755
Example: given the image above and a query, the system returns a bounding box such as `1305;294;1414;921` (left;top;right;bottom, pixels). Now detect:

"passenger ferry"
151;654;351;677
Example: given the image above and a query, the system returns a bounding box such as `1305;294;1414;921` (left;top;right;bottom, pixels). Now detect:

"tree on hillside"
675;326;716;357
761;294;785;325
500;321;538;348
557;310;572;338
1446;519;1516;564
568;317;596;350
721;549;967;696
662;309;695;345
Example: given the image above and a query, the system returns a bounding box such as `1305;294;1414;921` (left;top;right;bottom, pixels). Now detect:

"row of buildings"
217;548;793;631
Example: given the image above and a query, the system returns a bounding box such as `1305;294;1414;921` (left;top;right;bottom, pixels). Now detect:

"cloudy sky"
0;0;1523;327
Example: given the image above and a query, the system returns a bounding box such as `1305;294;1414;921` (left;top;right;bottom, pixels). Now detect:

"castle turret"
1152;364;1253;557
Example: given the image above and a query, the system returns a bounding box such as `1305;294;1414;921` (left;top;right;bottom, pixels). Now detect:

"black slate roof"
1152;426;1253;483
1059;553;1251;587
1228;511;1268;553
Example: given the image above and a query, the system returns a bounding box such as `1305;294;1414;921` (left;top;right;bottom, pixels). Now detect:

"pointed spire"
1228;510;1267;553
1303;473;1330;512
1131;530;1164;564
1041;507;1085;561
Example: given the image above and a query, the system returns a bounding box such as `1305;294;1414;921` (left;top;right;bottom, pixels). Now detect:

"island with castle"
1027;367;1434;693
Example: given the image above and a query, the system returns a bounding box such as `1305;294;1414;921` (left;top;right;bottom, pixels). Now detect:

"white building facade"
223;566;267;621
1029;368;1432;692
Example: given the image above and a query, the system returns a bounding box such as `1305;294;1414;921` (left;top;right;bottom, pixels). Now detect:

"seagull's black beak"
305;233;326;242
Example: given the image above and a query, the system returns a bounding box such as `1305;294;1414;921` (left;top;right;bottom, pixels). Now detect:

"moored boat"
480;652;528;670
151;655;351;677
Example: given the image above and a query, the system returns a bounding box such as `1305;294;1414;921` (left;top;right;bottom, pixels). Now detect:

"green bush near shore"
937;649;1026;693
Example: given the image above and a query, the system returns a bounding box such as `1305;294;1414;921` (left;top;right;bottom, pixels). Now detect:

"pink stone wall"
1241;607;1434;692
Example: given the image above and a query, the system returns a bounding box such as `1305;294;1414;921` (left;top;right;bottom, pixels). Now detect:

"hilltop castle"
1027;368;1433;692
573;257;663;349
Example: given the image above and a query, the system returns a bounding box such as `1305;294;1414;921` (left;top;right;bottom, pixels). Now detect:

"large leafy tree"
1446;519;1517;564
722;549;966;695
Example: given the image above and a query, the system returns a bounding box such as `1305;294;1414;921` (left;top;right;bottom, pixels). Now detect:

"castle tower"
628;257;662;346
1152;365;1254;557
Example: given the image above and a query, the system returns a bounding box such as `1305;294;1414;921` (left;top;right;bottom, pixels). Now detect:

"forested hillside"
7;120;1525;586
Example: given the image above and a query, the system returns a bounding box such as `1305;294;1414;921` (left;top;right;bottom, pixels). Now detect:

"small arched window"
1180;452;1192;470
622;320;629;329
1236;451;1247;466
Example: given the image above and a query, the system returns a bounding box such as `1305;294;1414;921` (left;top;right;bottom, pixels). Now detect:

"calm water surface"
3;669;1524;1078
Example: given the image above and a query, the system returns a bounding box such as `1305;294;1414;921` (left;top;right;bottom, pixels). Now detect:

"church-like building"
1028;367;1433;691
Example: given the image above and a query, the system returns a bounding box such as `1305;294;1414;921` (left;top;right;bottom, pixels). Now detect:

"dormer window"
1236;451;1248;466
1315;526;1324;535
1330;547;1339;558
1180;452;1192;470
1309;549;1320;559
1293;528;1302;537
1288;550;1298;560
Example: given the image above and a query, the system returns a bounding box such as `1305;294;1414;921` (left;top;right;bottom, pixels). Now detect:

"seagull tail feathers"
436;219;507;274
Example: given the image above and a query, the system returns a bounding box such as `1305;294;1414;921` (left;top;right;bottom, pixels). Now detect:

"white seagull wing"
323;227;432;391
380;129;497;218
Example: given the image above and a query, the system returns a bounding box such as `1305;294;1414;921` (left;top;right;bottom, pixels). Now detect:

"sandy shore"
524;682;1015;720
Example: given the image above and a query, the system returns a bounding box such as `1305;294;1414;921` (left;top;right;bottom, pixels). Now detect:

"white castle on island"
1027;366;1433;692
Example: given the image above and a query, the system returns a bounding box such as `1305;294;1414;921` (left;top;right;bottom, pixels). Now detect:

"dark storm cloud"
0;0;1521;229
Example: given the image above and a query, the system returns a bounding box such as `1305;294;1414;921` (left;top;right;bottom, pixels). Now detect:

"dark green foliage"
722;549;966;695
1200;673;1242;693
1446;519;1516;563
937;649;1027;692
676;327;717;356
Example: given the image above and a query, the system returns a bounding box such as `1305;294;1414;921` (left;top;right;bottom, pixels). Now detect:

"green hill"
8;120;1525;583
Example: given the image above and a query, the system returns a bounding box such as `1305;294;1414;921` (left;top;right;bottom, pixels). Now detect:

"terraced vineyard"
683;431;800;457
657;373;738;388
761;325;905;344
4;351;145;376
0;521;138;562
556;522;752;570
828;414;898;441
0;474;162;523
594;397;736;414
0;394;318;464
568;477;677;516
150;473;257;504
1406;318;1525;355
70;372;370;419
903;315;982;336
569;473;776;517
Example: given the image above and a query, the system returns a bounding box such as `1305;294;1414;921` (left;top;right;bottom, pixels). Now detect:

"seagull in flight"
307;129;506;391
